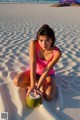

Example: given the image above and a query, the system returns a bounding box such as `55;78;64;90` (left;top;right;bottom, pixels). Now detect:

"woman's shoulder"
53;46;62;55
54;46;61;51
54;45;59;50
30;39;36;44
30;40;37;47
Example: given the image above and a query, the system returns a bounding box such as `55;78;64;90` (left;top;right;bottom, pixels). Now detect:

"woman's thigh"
13;70;30;87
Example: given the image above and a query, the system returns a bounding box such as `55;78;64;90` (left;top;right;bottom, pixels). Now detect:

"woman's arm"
37;49;62;89
29;40;36;89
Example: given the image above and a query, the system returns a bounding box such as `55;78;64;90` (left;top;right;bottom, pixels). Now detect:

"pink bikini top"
36;42;59;75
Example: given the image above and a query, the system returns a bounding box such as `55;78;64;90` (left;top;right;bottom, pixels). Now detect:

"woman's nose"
43;42;46;47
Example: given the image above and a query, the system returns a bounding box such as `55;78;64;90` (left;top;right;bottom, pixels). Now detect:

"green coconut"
26;92;42;108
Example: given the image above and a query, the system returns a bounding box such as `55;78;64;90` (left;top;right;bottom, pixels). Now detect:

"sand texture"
0;4;80;120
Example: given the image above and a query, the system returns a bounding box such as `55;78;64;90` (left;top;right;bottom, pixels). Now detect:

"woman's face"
38;35;52;51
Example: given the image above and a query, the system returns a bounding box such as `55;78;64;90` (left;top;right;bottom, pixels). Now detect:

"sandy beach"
0;3;80;120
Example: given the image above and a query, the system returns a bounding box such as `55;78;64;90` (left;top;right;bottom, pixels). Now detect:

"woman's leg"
42;76;56;101
13;70;30;88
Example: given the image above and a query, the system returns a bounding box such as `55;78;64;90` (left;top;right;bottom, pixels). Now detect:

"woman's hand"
26;86;42;96
34;87;42;96
26;86;34;96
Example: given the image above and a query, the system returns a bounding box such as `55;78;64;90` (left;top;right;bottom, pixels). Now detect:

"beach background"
0;2;80;120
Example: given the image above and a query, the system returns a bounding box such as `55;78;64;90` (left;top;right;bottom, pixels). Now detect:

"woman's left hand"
34;87;42;96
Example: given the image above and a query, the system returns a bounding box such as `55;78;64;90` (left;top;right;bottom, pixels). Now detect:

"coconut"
26;92;42;108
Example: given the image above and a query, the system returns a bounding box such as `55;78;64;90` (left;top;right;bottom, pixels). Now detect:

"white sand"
0;4;80;120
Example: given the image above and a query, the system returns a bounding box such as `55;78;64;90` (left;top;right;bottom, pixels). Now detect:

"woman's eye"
46;39;50;42
40;40;43;42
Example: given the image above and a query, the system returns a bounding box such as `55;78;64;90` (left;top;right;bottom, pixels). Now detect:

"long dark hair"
36;24;56;47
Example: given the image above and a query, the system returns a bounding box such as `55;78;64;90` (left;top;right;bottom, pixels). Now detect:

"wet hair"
36;24;56;47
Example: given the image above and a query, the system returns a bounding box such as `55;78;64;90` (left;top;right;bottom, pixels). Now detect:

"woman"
13;24;62;101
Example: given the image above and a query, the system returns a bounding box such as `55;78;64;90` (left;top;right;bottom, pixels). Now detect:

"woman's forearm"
37;69;48;89
30;62;36;88
29;40;36;88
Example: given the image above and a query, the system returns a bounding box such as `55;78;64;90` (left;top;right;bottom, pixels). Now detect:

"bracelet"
36;87;39;90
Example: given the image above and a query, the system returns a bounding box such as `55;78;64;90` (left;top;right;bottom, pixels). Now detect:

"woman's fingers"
37;90;42;96
26;87;31;96
34;88;42;96
26;89;30;96
26;86;42;97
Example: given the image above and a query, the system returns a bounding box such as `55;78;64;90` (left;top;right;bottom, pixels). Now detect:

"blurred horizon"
0;0;59;3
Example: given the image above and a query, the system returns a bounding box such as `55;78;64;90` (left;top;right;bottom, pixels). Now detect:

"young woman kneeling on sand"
13;24;62;101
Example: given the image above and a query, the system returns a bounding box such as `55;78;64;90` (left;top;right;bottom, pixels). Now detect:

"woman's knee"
43;84;56;101
13;71;30;87
13;74;22;87
43;93;54;101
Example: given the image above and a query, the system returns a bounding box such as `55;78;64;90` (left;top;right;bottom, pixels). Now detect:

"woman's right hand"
26;86;34;96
